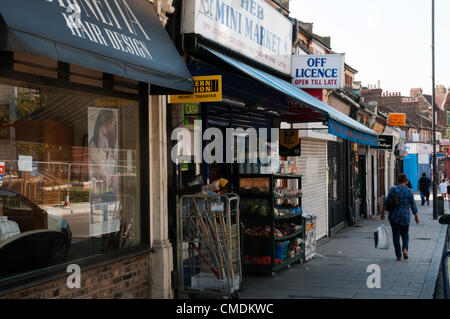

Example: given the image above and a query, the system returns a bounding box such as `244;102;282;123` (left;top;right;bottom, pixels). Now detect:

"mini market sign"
182;0;293;75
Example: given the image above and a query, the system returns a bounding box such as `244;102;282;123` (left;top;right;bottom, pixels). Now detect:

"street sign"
169;75;222;103
388;113;406;127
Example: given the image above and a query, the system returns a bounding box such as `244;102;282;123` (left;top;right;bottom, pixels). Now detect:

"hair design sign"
182;0;293;74
291;54;345;89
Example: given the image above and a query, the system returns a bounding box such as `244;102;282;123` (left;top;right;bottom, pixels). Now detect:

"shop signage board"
169;76;222;103
0;0;193;91
280;129;301;156
291;54;345;89
388;113;406;127
372;135;394;150
440;139;450;146
182;0;293;75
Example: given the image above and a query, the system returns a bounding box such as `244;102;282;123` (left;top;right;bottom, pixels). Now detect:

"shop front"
170;0;377;296
0;0;193;299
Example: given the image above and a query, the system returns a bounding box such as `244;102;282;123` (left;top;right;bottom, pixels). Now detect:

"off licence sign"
388;113;406;127
169;75;222;103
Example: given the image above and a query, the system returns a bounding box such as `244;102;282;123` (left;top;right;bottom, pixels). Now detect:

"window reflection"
0;84;141;279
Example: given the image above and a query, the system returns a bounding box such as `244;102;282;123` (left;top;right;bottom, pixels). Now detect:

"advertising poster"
0;162;4;187
88;106;120;237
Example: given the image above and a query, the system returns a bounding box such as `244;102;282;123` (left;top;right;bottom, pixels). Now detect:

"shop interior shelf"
274;213;303;220
273;174;303;179
238;172;303;274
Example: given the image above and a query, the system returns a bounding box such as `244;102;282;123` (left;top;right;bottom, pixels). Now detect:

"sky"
289;0;450;96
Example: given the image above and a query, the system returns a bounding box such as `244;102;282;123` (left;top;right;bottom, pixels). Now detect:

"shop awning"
0;0;193;93
201;46;378;146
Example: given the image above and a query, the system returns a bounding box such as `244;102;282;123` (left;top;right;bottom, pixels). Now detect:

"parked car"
0;188;72;278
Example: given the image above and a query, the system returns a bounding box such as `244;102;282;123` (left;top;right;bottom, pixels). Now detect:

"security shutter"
296;139;328;240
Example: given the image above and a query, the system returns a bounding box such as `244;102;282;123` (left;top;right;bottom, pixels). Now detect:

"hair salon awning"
0;0;193;93
201;46;378;146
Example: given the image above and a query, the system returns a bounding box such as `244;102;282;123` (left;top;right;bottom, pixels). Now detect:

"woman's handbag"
385;187;400;212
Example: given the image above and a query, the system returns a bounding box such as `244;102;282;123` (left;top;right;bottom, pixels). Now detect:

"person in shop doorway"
439;179;448;200
381;173;419;261
418;173;431;206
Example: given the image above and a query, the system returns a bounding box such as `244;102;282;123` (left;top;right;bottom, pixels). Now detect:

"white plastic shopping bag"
374;224;390;250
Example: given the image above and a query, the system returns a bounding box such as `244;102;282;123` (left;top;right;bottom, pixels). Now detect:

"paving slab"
239;198;447;299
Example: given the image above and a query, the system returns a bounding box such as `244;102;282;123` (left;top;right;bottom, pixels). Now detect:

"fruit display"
239;187;269;196
274;203;302;218
244;225;271;238
243;255;283;265
274;222;301;238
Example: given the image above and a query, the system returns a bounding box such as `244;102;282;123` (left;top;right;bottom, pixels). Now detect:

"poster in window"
280;129;301;157
88;107;120;237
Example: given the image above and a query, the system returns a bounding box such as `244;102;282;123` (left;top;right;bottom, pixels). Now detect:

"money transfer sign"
292;54;345;89
169;76;222;103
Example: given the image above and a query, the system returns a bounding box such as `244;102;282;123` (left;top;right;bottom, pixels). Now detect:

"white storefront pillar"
148;95;174;299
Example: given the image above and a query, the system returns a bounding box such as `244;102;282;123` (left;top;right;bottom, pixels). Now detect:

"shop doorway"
355;155;366;221
328;141;346;234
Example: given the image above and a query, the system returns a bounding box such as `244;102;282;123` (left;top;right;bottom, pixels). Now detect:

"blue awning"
201;46;378;146
0;0;193;93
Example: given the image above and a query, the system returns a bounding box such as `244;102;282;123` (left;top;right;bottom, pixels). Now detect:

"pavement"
239;196;449;299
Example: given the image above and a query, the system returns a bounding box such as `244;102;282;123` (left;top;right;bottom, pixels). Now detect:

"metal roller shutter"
296;139;328;240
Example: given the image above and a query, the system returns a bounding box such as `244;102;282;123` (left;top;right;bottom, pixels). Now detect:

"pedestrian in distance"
418;173;431;206
439;179;448;200
380;173;419;261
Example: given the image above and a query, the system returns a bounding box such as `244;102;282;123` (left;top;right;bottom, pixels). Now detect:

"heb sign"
182;0;293;75
388;113;406;127
291;54;345;89
169;76;222;103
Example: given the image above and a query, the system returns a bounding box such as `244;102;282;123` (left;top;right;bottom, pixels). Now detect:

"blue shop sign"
329;119;378;147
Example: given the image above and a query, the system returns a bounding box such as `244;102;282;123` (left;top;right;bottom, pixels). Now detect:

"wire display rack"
177;193;241;298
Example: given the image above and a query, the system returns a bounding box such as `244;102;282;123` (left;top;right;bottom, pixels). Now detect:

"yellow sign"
280;129;301;156
388;113;406;127
169;75;222;103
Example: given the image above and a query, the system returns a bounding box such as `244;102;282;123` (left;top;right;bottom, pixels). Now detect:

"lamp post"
432;0;438;220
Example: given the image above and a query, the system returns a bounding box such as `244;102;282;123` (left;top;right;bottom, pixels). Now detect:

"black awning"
0;0;193;93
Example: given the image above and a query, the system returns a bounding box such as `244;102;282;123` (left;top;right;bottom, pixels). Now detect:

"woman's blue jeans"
389;220;409;258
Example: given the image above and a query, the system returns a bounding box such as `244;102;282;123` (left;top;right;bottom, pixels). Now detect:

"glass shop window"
0;83;141;280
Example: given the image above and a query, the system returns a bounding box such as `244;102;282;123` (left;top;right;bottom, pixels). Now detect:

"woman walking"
380;174;419;261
